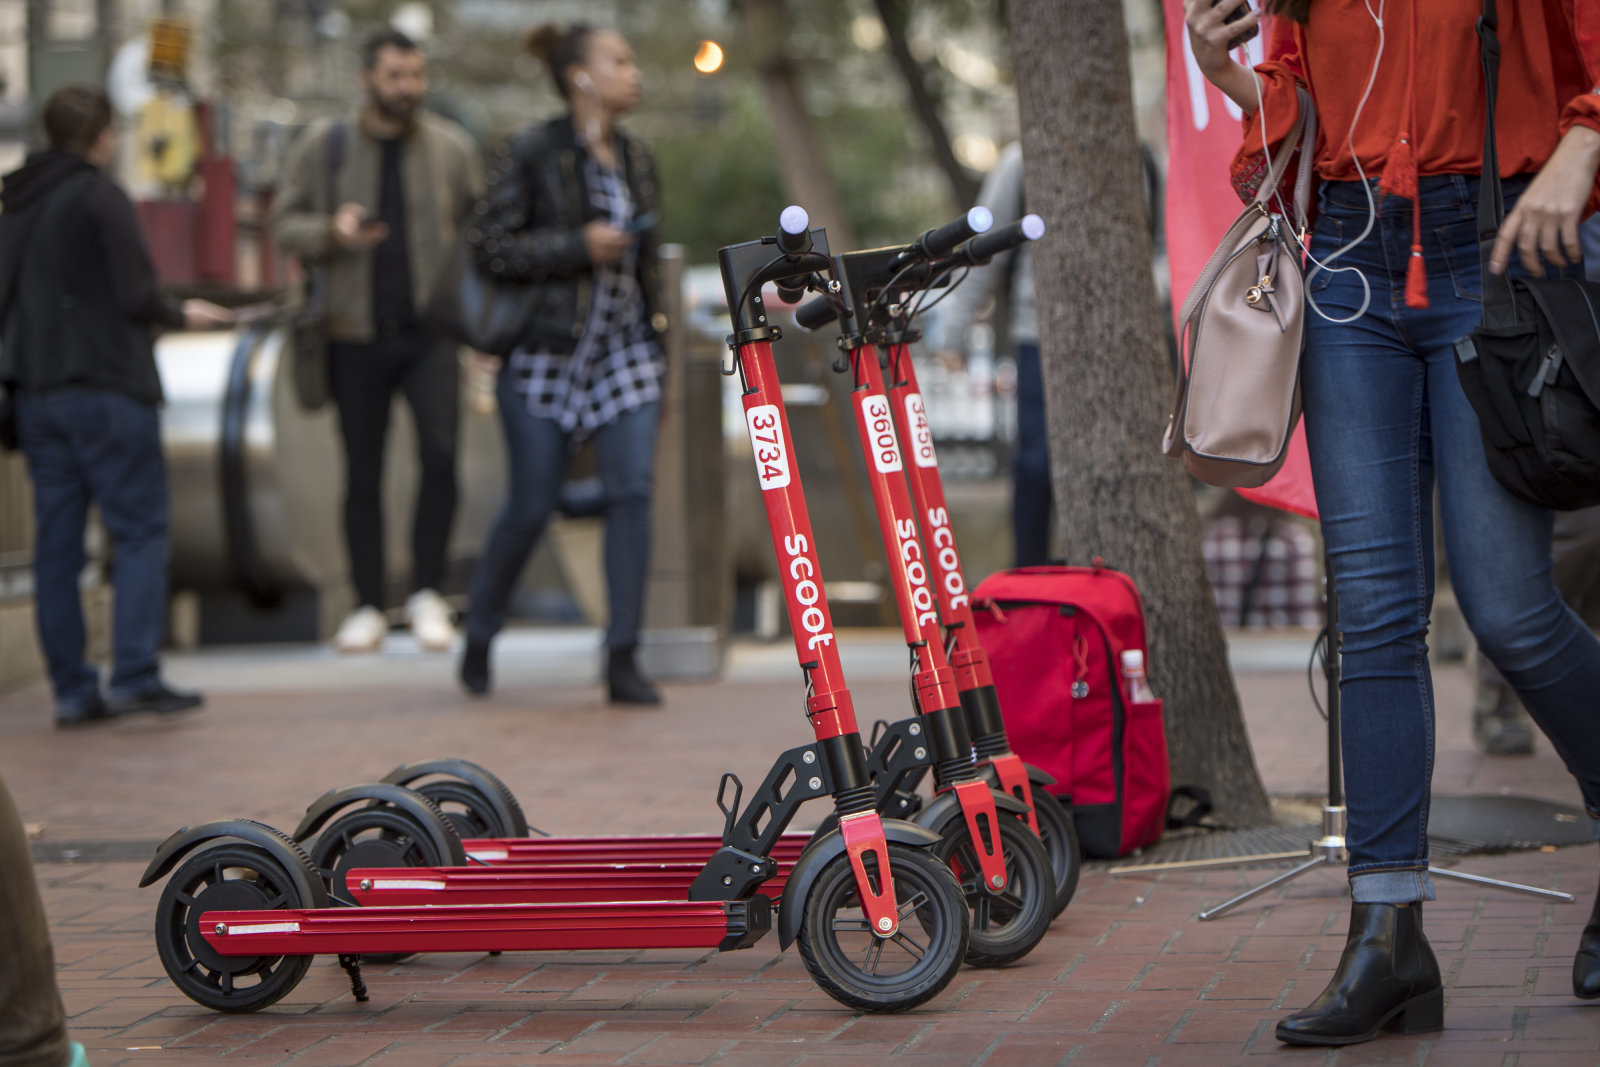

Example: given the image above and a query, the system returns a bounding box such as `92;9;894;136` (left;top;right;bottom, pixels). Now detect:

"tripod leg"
1428;866;1575;903
1199;855;1333;921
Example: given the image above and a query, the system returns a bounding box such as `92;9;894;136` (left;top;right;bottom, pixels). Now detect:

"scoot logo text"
783;533;835;652
894;519;940;629
903;393;938;469
924;507;969;611
859;394;904;474
745;405;791;490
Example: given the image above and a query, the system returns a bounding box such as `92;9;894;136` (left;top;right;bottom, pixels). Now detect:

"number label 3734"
745;404;791;491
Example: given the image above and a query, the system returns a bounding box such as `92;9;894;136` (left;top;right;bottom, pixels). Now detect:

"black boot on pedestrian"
1276;902;1444;1046
459;639;491;697
1573;865;1600;999
606;645;660;706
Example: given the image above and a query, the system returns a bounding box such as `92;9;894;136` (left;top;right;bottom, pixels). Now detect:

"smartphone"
622;212;659;233
1211;0;1259;50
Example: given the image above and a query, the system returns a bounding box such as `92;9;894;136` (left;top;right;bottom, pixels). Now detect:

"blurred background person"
0;86;228;728
273;29;483;655
458;22;665;706
924;141;1050;567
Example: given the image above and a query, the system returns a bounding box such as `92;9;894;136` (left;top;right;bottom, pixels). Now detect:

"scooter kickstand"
338;954;370;1002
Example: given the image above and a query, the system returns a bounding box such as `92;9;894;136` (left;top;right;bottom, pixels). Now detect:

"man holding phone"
274;28;483;654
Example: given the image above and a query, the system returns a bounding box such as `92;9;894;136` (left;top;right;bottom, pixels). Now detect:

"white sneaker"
406;589;456;652
334;606;388;653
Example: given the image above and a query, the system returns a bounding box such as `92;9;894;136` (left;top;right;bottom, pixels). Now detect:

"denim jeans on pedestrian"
15;387;170;709
1303;174;1600;903
465;366;658;650
1012;340;1054;567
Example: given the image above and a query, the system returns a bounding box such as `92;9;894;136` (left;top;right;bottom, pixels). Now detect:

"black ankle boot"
1574;870;1600;999
607;645;660;706
459;639;491;696
1276;902;1443;1046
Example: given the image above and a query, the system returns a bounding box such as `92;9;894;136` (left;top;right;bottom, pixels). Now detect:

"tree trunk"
872;0;981;208
732;0;856;250
1007;0;1271;825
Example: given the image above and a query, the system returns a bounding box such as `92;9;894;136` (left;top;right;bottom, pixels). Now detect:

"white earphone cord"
1251;0;1387;325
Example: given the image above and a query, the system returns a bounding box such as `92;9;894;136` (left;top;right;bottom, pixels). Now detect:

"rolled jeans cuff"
1350;868;1436;904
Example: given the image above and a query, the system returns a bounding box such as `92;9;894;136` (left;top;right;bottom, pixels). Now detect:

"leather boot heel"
1276;901;1443;1047
1573;864;1600;999
1385;986;1444;1035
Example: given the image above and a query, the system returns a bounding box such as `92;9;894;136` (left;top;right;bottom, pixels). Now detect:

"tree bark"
1007;0;1271;824
732;0;856;250
872;0;981;208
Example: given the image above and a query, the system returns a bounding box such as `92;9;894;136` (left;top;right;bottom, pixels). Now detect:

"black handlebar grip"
776;205;811;255
794;297;839;332
960;213;1045;265
918;206;994;259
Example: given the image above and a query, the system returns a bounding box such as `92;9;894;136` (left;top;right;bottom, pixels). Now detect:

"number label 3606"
745;404;791;491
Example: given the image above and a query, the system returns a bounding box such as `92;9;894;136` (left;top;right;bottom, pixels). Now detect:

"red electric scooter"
790;214;1081;911
137;211;973;1016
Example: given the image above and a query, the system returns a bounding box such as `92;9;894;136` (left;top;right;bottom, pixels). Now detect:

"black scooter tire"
929;806;1055;967
796;842;969;1012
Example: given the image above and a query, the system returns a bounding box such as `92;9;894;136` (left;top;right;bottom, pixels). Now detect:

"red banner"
1162;1;1317;519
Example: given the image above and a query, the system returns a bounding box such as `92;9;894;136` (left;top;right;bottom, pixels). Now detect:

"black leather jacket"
467;115;662;354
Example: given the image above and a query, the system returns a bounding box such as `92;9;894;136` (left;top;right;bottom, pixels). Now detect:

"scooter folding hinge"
987;753;1038;835
950;779;1008;892
838;811;900;938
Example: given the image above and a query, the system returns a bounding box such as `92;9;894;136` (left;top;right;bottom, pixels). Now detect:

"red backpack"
972;562;1172;858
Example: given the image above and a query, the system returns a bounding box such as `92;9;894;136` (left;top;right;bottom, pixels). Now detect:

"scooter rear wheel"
309;807;459;903
412;780;516;840
153;843;315;1013
930;807;1055;967
797;843;969;1012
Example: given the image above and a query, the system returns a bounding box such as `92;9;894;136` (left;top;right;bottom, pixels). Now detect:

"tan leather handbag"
1164;89;1316;488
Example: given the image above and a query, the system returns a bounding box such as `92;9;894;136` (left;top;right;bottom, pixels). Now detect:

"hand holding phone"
622;212;659;234
1211;0;1259;51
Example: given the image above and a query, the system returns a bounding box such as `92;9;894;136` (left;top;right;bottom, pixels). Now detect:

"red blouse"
1231;0;1600;215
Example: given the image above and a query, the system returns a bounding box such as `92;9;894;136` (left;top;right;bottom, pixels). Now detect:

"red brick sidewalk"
3;634;1597;1065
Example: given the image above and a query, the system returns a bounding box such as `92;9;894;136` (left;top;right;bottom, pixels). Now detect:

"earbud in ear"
574;72;593;90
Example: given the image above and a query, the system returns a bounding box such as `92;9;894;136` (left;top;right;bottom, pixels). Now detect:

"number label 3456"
745;404;791;491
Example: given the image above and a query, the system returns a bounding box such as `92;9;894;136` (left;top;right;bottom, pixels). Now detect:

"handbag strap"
1177;89;1316;331
1475;0;1519;319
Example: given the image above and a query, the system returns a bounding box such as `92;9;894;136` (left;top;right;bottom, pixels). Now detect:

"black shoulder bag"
1452;0;1600;510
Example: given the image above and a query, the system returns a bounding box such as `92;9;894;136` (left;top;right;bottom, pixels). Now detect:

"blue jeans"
1013;341;1053;567
1304;175;1600;903
465;367;658;649
15;387;170;708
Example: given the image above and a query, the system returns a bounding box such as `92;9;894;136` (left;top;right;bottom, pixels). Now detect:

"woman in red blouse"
1186;0;1600;1048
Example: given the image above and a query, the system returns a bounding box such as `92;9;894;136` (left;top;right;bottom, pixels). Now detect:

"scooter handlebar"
794;296;838;332
959;213;1045;265
917;206;993;260
776;205;811;255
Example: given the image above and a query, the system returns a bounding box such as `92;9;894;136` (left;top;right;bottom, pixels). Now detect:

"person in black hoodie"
0;86;231;728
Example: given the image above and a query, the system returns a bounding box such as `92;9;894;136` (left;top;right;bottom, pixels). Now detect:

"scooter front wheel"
930;807;1055;967
153;843;316;1013
797;842;969;1012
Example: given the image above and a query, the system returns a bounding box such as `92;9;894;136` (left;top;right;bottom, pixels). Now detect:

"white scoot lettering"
784;533;836;651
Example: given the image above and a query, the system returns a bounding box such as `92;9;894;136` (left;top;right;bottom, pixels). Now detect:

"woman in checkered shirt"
458;23;666;705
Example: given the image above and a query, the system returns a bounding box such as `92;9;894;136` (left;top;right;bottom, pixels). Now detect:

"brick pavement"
3;632;1598;1066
